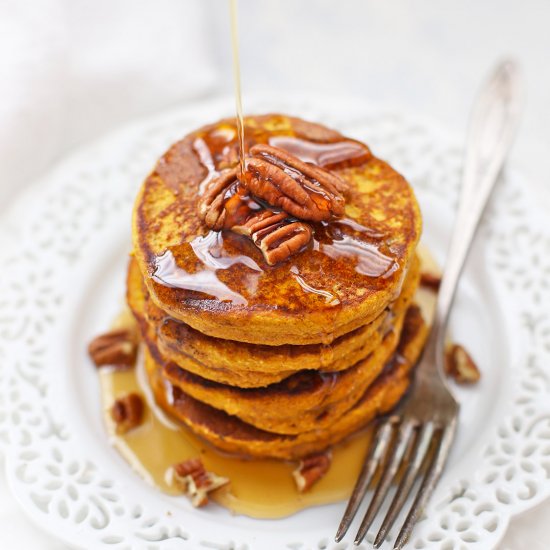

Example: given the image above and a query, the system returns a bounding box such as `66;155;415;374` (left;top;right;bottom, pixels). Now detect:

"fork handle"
431;60;523;360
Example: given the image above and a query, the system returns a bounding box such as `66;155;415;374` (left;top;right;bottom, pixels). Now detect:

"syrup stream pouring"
229;0;246;179
335;59;523;548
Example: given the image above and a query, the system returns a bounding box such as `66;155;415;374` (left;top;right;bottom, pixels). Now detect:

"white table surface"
1;1;549;548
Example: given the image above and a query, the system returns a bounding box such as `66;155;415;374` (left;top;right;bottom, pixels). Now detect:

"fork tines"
335;415;457;549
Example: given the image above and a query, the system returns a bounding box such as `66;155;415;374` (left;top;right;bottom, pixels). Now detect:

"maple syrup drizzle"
194;138;219;195
269;135;371;168
230;0;246;179
320;234;399;278
289;265;340;306
153;250;246;304
191;230;262;272
152;233;262;306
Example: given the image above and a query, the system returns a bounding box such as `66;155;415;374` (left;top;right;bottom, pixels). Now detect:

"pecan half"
197;167;256;230
243;144;347;222
233;209;288;235
445;344;480;384
170;458;229;507
111;393;144;435
88;328;138;369
420;271;442;291
234;210;313;265
292;451;332;492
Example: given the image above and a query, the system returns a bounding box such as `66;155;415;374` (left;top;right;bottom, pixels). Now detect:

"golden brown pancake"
144;304;428;459
132;114;422;345
153;258;418;375
127;255;420;388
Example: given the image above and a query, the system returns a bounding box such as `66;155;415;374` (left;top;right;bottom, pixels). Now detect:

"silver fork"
335;59;522;549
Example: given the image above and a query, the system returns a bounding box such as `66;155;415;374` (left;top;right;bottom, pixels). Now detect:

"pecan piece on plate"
111;393;144;435
243;144;347;222
170;458;229;507
420;271;442;291
445;343;480;384
197;167;255;230
233;210;313;265
88;328;138;369
292;450;332;493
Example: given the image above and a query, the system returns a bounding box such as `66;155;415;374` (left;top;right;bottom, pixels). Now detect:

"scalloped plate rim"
0;93;548;550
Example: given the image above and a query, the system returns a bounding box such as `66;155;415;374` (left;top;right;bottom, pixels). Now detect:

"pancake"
146;302;408;435
132;114;422;345
127;255;420;387
144;304;428;459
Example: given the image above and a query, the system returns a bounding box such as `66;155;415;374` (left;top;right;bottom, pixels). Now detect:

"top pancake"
133;114;422;345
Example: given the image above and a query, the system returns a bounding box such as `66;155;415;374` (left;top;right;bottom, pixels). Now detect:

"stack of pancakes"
128;114;428;460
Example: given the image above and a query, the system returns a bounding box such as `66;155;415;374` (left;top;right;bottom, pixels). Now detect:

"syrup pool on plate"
99;351;375;519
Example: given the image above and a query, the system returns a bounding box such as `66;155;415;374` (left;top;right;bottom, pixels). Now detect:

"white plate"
0;95;549;550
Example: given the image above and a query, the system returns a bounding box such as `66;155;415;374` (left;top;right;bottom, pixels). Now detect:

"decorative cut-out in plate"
0;95;549;550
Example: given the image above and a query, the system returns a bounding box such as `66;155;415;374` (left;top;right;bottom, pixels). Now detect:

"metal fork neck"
427;60;522;372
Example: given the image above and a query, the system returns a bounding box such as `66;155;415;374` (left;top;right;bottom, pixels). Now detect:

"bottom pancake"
144;304;428;460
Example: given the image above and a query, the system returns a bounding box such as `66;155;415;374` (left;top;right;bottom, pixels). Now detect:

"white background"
0;1;549;548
